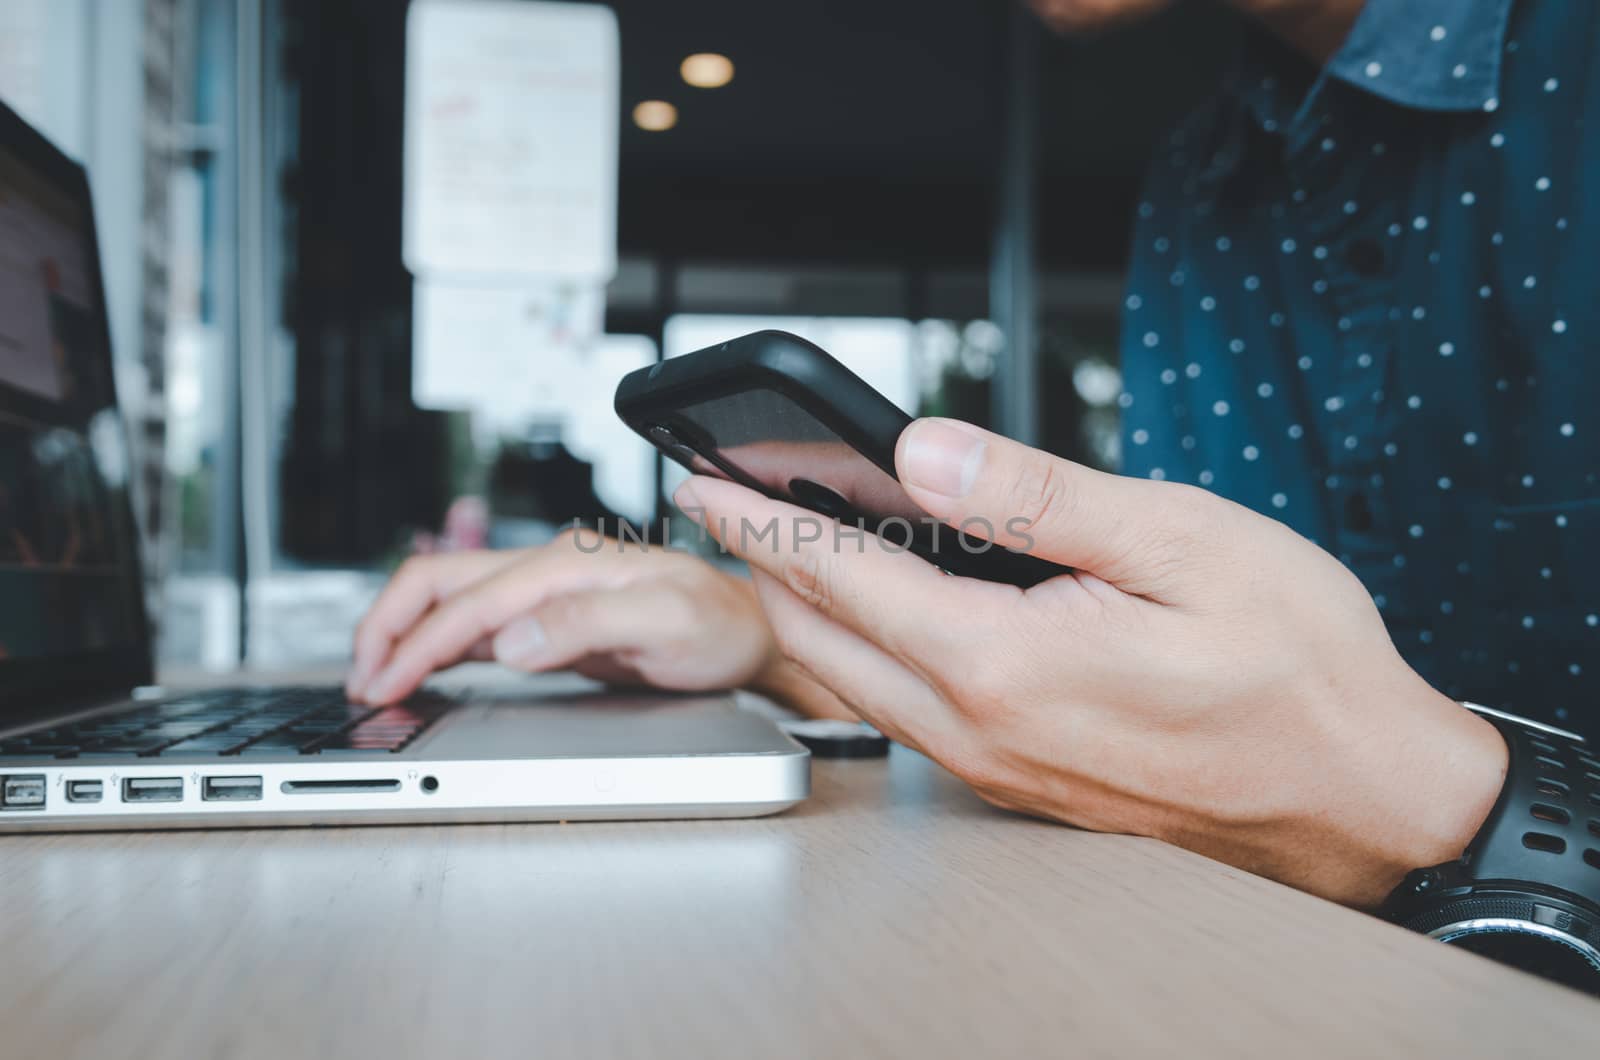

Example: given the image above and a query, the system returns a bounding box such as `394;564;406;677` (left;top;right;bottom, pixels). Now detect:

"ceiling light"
680;53;734;89
632;100;678;132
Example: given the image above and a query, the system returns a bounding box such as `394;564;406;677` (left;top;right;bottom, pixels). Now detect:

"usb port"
202;775;263;802
122;776;184;803
66;779;104;803
1;774;46;810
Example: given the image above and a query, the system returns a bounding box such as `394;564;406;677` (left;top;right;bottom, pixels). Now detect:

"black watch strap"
1382;705;1600;993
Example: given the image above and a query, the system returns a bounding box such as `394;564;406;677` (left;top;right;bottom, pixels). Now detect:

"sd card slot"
279;778;401;794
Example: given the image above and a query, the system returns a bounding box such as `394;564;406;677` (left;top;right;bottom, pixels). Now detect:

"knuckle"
432;614;487;657
534;592;588;630
1000;458;1074;540
948;662;1015;720
434;589;499;643
781;550;836;614
1162;483;1223;533
647;588;697;633
1143;484;1229;560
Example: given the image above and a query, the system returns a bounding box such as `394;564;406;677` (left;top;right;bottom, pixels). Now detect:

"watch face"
1441;925;1600;995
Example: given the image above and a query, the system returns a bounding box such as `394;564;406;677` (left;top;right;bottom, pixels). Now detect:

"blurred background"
0;0;1230;670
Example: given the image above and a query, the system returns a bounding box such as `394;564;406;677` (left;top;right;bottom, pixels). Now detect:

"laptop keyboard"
0;687;456;761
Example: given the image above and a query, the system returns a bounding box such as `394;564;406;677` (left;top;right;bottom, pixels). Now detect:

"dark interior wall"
280;0;450;563
613;0;1233;267
613;0;1005;266
1035;4;1234;267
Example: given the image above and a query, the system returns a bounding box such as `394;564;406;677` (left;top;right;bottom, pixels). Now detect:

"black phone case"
615;329;1065;587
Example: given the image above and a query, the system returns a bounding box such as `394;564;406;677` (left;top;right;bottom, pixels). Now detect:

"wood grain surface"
1;675;1596;1058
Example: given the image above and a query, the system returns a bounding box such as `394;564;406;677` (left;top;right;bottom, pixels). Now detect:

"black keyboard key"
287;722;345;736
73;726;147;740
2;686;447;761
148;702;212;719
172;714;241;728
219;724;285;741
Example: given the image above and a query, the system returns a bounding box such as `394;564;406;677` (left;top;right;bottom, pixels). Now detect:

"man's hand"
346;530;855;720
676;417;1509;908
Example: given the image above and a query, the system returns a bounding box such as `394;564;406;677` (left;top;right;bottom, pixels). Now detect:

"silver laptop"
0;101;808;831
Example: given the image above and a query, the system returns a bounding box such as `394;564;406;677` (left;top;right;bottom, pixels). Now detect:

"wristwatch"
1382;703;1600;994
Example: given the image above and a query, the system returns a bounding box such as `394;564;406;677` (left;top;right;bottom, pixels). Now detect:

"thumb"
894;417;1221;598
491;584;673;673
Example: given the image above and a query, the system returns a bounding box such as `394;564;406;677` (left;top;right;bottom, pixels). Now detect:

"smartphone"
613;329;1067;587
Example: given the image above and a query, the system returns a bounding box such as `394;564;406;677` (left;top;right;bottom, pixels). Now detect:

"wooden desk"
1;678;1595;1058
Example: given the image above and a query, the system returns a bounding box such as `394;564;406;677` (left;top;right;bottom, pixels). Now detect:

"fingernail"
674;480;705;524
901;419;986;498
493;616;548;665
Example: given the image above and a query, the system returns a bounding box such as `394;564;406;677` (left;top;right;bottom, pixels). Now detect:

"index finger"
359;541;632;704
674;474;1009;677
349;550;523;696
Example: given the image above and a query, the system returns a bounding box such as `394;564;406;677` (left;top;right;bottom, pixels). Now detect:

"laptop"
0;101;808;831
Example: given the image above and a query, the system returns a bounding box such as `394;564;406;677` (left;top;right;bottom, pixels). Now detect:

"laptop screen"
0;108;151;710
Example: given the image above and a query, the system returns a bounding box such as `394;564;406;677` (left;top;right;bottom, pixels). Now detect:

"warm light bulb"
632;100;678;132
680;53;734;89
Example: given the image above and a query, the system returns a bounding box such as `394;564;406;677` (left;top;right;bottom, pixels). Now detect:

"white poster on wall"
403;0;619;282
412;278;605;432
564;333;657;523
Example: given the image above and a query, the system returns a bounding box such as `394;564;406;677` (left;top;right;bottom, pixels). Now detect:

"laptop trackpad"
412;690;799;761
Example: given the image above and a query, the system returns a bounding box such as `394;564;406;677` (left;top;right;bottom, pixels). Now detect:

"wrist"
1380;711;1600;993
750;655;860;721
1180;673;1509;909
1309;679;1509;908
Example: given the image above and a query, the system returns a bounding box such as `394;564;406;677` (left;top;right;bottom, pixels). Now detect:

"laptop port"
280;778;401;794
202;775;263;801
66;779;104;803
122;776;184;803
1;774;47;810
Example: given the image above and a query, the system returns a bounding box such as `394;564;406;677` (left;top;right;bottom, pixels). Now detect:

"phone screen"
621;330;1067;587
668;387;926;527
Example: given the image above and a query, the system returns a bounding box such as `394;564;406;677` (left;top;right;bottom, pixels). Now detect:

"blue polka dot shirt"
1119;0;1596;729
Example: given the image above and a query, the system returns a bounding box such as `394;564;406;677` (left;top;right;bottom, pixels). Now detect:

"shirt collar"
1187;1;1514;195
1322;0;1513;113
